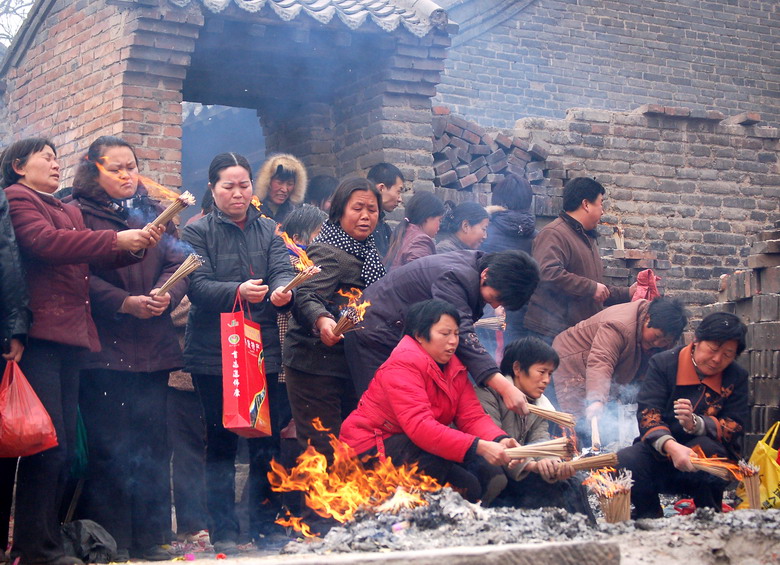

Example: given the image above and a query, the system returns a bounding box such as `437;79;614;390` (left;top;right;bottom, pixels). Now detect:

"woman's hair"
646;297;688;342
440;201;488;234
403;299;461;341
492;174;533;211
327;177;381;224
0;137;56;188
281;204;327;246
384;192;444;265
73;136;139;200
306;175;338;209
500;337;559;376
208;152;253;187
478;250;540;311
201;188;214;214
695;312;747;357
272;163;296;182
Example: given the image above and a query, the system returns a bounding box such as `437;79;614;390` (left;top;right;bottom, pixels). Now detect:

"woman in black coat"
182;153;295;553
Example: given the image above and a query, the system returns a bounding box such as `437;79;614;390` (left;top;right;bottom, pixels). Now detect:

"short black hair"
695;312;747;357
327;177;381;224
478;250;539;311
440;201;488;234
272;163;296;182
492;174;533;211
0;137;56;188
282;204;327;246
201;188;214;214
646;297;688;341
367;162;404;188
306;175;338;209
403;299;461;341
500;337;559;376
562;177;605;212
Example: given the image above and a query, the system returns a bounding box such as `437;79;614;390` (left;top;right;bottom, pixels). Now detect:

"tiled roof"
169;0;449;37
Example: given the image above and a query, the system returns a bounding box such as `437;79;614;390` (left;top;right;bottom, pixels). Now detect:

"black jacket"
481;209;536;255
182;206;295;375
0;188;29;351
374;215;392;258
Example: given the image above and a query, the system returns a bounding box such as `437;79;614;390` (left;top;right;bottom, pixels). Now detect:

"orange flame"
268;432;443;537
311;417;330;432
582;467;630;498
690;445;743;480
280;232;314;270
337;287;371;322
276;512;316;538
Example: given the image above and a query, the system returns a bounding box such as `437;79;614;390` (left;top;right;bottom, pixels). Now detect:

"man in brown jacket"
524;178;635;342
551;297;687;442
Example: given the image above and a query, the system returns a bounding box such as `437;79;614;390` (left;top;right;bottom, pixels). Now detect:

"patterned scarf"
315;222;386;286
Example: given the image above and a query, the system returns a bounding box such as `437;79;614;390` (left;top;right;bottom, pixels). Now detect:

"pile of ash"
280;488;780;555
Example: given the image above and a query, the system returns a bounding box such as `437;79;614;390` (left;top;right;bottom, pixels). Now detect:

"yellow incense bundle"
281;265;321;293
569;452;618;472
526;404;576;428
146;191;196;230
157;254;203;295
474;316;506;330
505;436;577;460
583;468;633;523
739;460;760;509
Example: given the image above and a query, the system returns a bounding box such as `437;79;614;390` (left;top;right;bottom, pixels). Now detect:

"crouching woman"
340;299;518;504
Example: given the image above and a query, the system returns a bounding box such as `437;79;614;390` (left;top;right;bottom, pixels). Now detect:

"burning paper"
156;254;203;295
583;468;633;523
333;288;371;336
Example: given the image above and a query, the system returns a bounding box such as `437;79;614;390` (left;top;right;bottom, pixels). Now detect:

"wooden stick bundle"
584;468;633;523
599;491;631;523
505;436;577;460
474;316;505;330
526;404;576;429
281;265;321;293
569;452;618;472
739;460;760;509
146;191;196;230
333;307;364;336
157;254;203;295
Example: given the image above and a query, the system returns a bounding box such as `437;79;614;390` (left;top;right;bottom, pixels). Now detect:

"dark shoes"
212;540;239;556
129;546;170;561
21;557;85;565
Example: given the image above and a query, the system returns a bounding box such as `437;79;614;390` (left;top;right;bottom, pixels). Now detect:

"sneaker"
184;530;210;545
212;541;238;556
129;546;170;562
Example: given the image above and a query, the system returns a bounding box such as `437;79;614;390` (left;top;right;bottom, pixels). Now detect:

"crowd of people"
0;136;750;565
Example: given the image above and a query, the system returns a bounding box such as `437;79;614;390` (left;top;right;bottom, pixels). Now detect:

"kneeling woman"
617;312;748;519
340;299;517;504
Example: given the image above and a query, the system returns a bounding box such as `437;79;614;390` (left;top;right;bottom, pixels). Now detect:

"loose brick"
748;254;780;269
722;112;761;126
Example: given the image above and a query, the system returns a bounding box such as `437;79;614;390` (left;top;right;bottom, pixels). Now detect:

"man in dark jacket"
345;250;539;415
367;163;404;258
524;178;635;343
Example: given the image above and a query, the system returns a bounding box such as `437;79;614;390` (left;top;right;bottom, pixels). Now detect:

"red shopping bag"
0;361;58;457
220;293;272;438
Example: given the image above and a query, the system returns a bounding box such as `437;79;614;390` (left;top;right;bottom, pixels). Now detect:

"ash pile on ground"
280;488;780;556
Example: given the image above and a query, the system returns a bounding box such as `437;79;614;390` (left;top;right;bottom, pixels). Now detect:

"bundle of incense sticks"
689;446;741;481
612;220;625;250
281;265;321;293
156;254;203;295
526;404;576;429
569;452;618;472
583;468;633;523
505;436;577;460
739;460;761;509
280;233;321;293
332;304;368;336
474;316;506;330
145;191;196;230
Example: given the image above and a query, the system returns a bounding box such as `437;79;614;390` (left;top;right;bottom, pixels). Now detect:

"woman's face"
269;176;295;206
98;146;139;200
417;314;460;365
459;218;489;249
692;339;739;376
14;145;60;193
339;190;379;241
211;165;253;222
640;321;674;353
421;215;443;238
513;361;555;400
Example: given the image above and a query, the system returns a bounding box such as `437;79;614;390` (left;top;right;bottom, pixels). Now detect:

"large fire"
268;426;444;538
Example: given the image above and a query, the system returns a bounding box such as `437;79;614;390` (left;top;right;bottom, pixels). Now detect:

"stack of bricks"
430;107;557;207
600;249;671;294
703;220;780;454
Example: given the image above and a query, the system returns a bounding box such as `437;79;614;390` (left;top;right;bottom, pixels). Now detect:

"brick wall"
435;0;780;129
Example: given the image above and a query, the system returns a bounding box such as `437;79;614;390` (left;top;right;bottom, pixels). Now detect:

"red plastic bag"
632;269;661;302
0;361;58;457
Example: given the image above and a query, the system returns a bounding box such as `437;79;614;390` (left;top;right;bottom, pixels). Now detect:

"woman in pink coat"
340;299;517;504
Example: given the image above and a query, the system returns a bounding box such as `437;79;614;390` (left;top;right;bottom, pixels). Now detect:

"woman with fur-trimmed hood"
254;153;308;224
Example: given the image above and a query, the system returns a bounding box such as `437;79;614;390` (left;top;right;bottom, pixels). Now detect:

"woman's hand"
239;279;269;304
316;316;342;347
270;286;292;307
674;398;696;433
116;226;163;252
120;295;155;319
147;289;171;316
556;461;576;481
2;338;24;362
663;440;695;472
535;458;561;483
476;439;511;466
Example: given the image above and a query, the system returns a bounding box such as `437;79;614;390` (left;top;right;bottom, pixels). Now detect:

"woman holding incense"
341;299;518;505
476;338;592;516
1;137;161;565
436;201;489;254
283;177;385;463
383;191;444;270
616;312;748;519
182;152;295;553
254;153;308;224
69;135;189;560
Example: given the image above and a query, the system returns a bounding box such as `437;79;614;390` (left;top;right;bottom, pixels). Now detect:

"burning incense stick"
145;191;196;230
689;445;741;481
156;254;203;295
332;288;371;337
279;232;322;292
739;460;760;509
505;436;577;460
583;468;633;523
591;416;601;452
281;265;321;293
526;404;576;429
474;316;506;330
569;452;618;472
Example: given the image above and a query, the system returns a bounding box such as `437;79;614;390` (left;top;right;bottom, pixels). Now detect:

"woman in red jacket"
0;138;161;565
340;299;518;504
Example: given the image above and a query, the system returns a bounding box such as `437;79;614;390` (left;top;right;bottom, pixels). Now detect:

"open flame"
582;467;632;498
268;430;443;537
332;288;371;335
690;445;743;481
280;232;314;270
